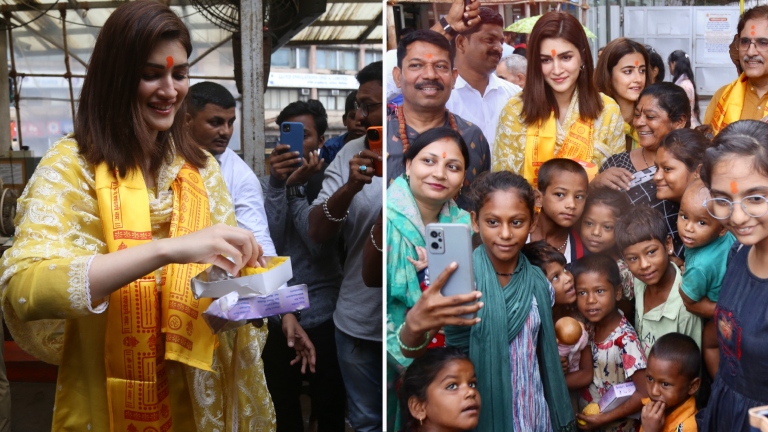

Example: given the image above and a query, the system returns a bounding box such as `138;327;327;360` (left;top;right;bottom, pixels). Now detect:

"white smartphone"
426;223;476;319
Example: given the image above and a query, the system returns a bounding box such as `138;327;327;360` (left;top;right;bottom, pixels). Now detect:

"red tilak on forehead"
442;152;447;158
635;60;639;66
731;181;739;194
426;53;432;59
166;56;173;69
551;49;557;57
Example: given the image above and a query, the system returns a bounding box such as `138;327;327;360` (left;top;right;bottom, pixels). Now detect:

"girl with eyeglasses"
697;119;768;432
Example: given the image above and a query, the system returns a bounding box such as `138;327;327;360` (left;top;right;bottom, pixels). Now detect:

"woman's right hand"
404;262;482;337
591;167;634;191
160;223;265;276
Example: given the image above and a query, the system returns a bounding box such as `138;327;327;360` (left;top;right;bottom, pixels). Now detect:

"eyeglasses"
703;195;768;219
354;100;382;118
738;37;768;52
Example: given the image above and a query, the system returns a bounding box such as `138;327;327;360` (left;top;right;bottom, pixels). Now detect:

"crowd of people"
388;2;768;432
0;1;384;431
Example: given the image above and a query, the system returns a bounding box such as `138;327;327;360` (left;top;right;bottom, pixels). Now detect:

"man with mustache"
186;82;276;256
387;29;490;210
445;7;521;146
705;5;768;134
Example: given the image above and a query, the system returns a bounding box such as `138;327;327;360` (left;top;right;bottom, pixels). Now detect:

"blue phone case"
280;122;304;165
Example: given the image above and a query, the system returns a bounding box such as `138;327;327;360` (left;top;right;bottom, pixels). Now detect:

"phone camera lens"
283;124;290;132
368;129;380;141
430;231;438;238
431;242;439;249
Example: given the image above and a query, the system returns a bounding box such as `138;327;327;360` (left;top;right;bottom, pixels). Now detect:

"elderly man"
444;7;521;146
496;54;527;89
386;29;490;210
706;5;768;133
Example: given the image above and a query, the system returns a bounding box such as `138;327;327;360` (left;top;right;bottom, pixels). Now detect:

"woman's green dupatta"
444;245;577;432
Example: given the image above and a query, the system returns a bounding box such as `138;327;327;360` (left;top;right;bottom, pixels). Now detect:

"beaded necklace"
396;106;459;152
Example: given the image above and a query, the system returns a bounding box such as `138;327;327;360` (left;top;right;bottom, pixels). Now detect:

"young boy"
640;333;701;432
573;254;647;432
530;159;589;263
615;206;703;357
677;179;735;377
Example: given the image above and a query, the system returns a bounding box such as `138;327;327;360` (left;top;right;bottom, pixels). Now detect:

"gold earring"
420;417;423;426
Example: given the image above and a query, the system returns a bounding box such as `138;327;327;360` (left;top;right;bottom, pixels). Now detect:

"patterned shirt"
492;90;625;175
387;110;491;210
580;314;647;432
600;152;685;258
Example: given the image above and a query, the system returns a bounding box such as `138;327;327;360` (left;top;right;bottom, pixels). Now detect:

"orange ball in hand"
555;317;582;345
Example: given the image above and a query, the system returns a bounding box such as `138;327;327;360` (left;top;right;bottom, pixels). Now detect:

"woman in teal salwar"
398;171;577;432
386;127;471;430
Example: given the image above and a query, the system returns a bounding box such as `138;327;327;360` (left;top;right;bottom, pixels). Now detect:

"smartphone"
280;122;304;166
366;126;383;177
426;223;476;319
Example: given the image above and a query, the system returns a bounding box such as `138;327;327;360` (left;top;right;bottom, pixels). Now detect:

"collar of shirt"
453;73;511;93
635;262;684;321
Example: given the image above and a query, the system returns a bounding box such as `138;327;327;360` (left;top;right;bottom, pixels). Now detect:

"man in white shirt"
445;7;521;148
186;82;276;256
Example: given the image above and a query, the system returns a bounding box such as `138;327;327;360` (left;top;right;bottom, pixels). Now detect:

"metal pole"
0;19;11;153
4;12;22;149
240;0;265;175
60;7;76;122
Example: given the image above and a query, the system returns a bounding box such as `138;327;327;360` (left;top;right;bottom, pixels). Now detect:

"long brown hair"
75;0;206;177
595;38;651;102
522;12;603;125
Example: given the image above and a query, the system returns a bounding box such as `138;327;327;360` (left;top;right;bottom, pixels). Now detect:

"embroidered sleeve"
592;96;626;168
492;96;526;174
198;154;237;227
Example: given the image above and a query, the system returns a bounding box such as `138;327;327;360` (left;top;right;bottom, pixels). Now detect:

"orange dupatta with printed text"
524;110;598;188
711;72;768;135
95;162;216;432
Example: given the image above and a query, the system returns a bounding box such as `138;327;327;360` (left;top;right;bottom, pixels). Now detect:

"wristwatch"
439;16;458;38
286;184;306;198
278;311;301;322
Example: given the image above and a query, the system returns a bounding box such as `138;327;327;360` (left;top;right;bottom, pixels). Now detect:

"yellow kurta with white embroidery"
492;90;625;175
0;138;276;432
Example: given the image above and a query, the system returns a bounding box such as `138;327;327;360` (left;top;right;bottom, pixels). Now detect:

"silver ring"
358;150;363;156
360;165;368;172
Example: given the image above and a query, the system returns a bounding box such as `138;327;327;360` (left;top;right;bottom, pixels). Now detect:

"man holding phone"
185;82;276;256
308;60;383;432
261;99;347;432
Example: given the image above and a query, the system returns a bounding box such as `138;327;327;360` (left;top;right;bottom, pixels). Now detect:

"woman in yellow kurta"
493;12;624;188
0;2;276;431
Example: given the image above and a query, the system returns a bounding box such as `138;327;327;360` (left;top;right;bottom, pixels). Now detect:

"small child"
640;333;701;432
574;254;647;432
398;347;480;432
579;186;636;320
530;158;589;263
615;206;703;357
677;180;735;378
523;241;592;396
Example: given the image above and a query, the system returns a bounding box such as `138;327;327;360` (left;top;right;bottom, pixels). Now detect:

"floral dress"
580;315;647;432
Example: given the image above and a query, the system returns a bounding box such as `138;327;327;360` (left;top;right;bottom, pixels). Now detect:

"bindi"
442;152;447;158
166;56;173;69
551;49;557;57
635;60;639;66
426;53;432;59
731;181;739;194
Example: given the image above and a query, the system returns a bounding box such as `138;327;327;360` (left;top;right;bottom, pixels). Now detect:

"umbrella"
505;15;597;39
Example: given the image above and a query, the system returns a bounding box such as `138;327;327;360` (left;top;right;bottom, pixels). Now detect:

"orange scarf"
95;162;216;432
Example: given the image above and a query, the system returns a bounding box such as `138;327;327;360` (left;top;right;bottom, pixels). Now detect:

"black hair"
667;50;700;123
402;127;470;170
275;99;329;137
637;83;691;128
398;347;472;432
537;158;589;193
701;120;768;189
584;185;631;219
345;90;358;115
649;333;701;381
571;253;621;289
357;60;382;86
522;240;567;270
398;29;455;69
658;128;710;173
188;82;236;115
645;45;666;83
513;47;526;57
469;171;536;219
614;205;668;253
458;7;504;38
